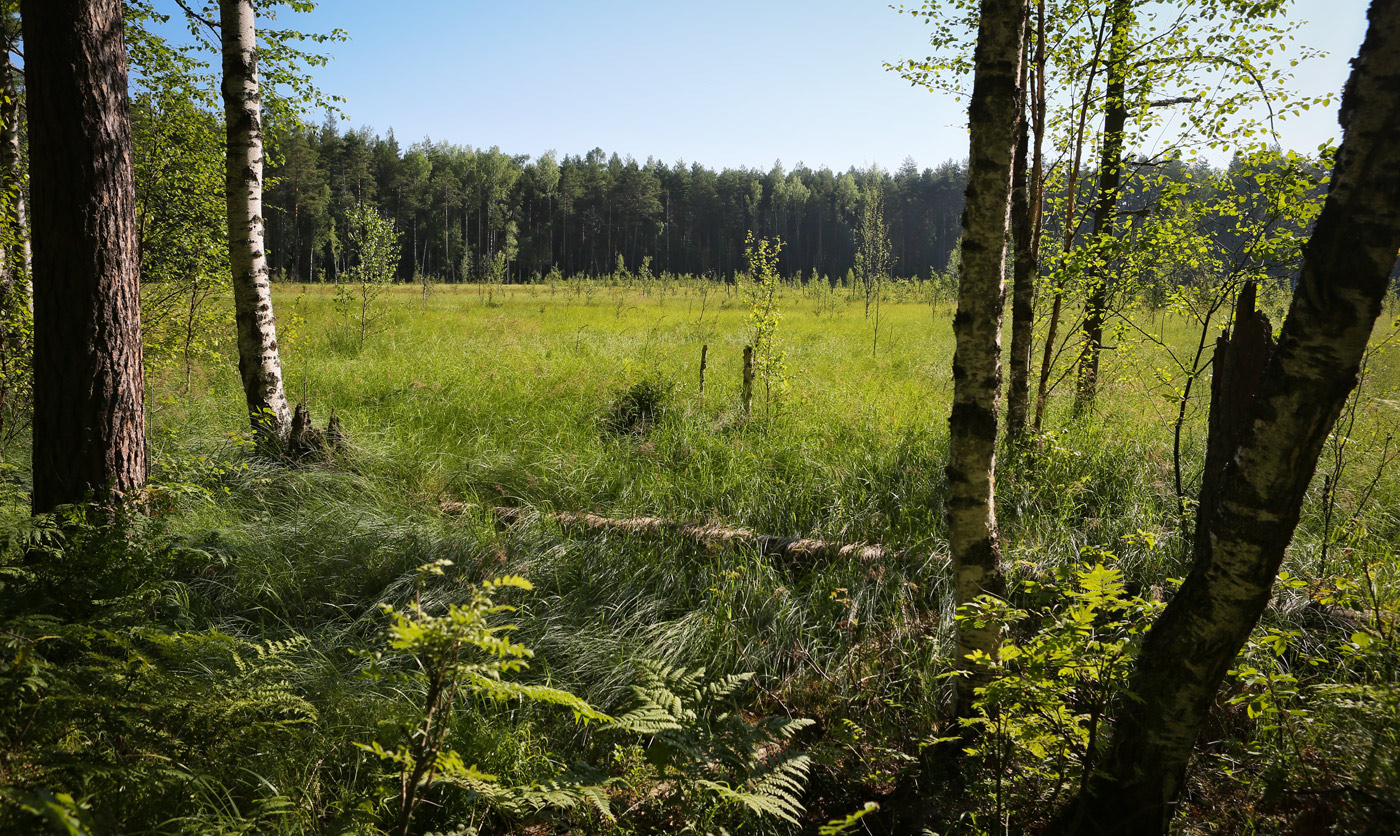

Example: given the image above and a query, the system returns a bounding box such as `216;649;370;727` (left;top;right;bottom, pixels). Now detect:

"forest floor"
6;280;1399;835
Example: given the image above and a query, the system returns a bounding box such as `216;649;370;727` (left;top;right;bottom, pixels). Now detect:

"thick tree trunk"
23;0;146;513
1056;3;1400;832
945;0;1026;717
220;0;290;446
1074;0;1131;415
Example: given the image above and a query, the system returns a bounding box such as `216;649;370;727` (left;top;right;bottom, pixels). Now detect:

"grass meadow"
10;277;1398;834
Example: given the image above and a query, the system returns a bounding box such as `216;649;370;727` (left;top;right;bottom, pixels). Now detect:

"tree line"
266;125;971;284
262;119;1346;294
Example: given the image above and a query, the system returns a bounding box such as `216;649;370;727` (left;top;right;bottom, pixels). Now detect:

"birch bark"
220;0;291;445
1057;1;1400;831
946;0;1027;717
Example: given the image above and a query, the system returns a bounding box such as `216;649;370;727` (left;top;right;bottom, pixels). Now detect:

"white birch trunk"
946;0;1028;718
220;0;290;445
1057;2;1400;831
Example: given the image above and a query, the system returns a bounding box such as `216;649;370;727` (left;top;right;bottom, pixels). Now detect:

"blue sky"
256;0;1368;171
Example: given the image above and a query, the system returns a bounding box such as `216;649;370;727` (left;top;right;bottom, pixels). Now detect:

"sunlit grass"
150;280;1400;706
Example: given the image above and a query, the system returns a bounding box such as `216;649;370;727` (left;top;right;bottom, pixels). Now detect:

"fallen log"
492;506;920;570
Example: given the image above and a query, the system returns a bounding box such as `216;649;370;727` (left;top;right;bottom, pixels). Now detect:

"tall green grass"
5;278;1397;834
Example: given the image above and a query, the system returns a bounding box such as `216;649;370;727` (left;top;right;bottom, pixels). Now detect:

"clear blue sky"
257;0;1368;171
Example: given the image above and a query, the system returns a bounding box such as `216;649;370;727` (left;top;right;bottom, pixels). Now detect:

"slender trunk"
184;284;199;393
742;345;753;416
945;0;1026;718
220;0;291;446
1034;8;1108;430
1074;0;1132;414
1005;21;1036;441
24;0;146;513
1057;5;1400;831
0;25;31;297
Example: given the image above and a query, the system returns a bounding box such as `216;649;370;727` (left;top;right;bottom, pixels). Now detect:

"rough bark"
1196;282;1274;556
23;0;146;513
1074;0;1131;415
1056;2;1400;831
220;0;291;445
946;0;1026;717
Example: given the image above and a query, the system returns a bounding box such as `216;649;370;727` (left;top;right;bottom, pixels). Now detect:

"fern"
819;802;879;835
361;566;613;835
616;661;815;828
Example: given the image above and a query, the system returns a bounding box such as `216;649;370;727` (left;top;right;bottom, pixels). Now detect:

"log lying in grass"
493;506;914;570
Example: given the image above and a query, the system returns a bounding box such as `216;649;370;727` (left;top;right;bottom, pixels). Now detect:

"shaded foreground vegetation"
4;281;1399;834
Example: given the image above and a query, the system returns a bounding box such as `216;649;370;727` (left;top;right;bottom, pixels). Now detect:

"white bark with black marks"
220;0;290;446
946;0;1027;717
1056;2;1400;832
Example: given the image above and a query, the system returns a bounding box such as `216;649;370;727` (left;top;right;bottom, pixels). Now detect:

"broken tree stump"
286;401;347;461
1197;282;1275;553
699;343;708;398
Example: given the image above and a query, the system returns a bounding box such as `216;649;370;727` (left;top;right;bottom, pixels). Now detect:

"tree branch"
172;0;220;41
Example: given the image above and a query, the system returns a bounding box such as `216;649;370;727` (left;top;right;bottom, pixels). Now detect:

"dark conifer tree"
23;0;147;512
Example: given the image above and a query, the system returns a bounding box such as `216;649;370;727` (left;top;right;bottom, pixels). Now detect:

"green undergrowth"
3;282;1398;834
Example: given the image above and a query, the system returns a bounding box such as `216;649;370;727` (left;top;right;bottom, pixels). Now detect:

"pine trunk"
945;0;1026;717
1056;3;1400;831
220;0;291;446
23;0;146;513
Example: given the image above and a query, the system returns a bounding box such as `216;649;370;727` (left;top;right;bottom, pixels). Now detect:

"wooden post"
742;345;754;416
699;343;708;399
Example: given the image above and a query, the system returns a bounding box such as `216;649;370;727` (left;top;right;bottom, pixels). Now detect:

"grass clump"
602;375;673;437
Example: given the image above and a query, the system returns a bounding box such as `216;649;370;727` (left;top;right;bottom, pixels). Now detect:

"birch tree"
897;0;1328;421
945;0;1027;718
0;2;29;296
220;0;290;445
1004;3;1040;440
1055;1;1400;830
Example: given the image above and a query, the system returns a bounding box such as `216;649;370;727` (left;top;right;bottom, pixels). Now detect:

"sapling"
742;232;789;416
334;204;400;350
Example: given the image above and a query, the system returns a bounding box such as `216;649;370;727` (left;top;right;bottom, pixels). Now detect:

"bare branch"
1149;95;1200;107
